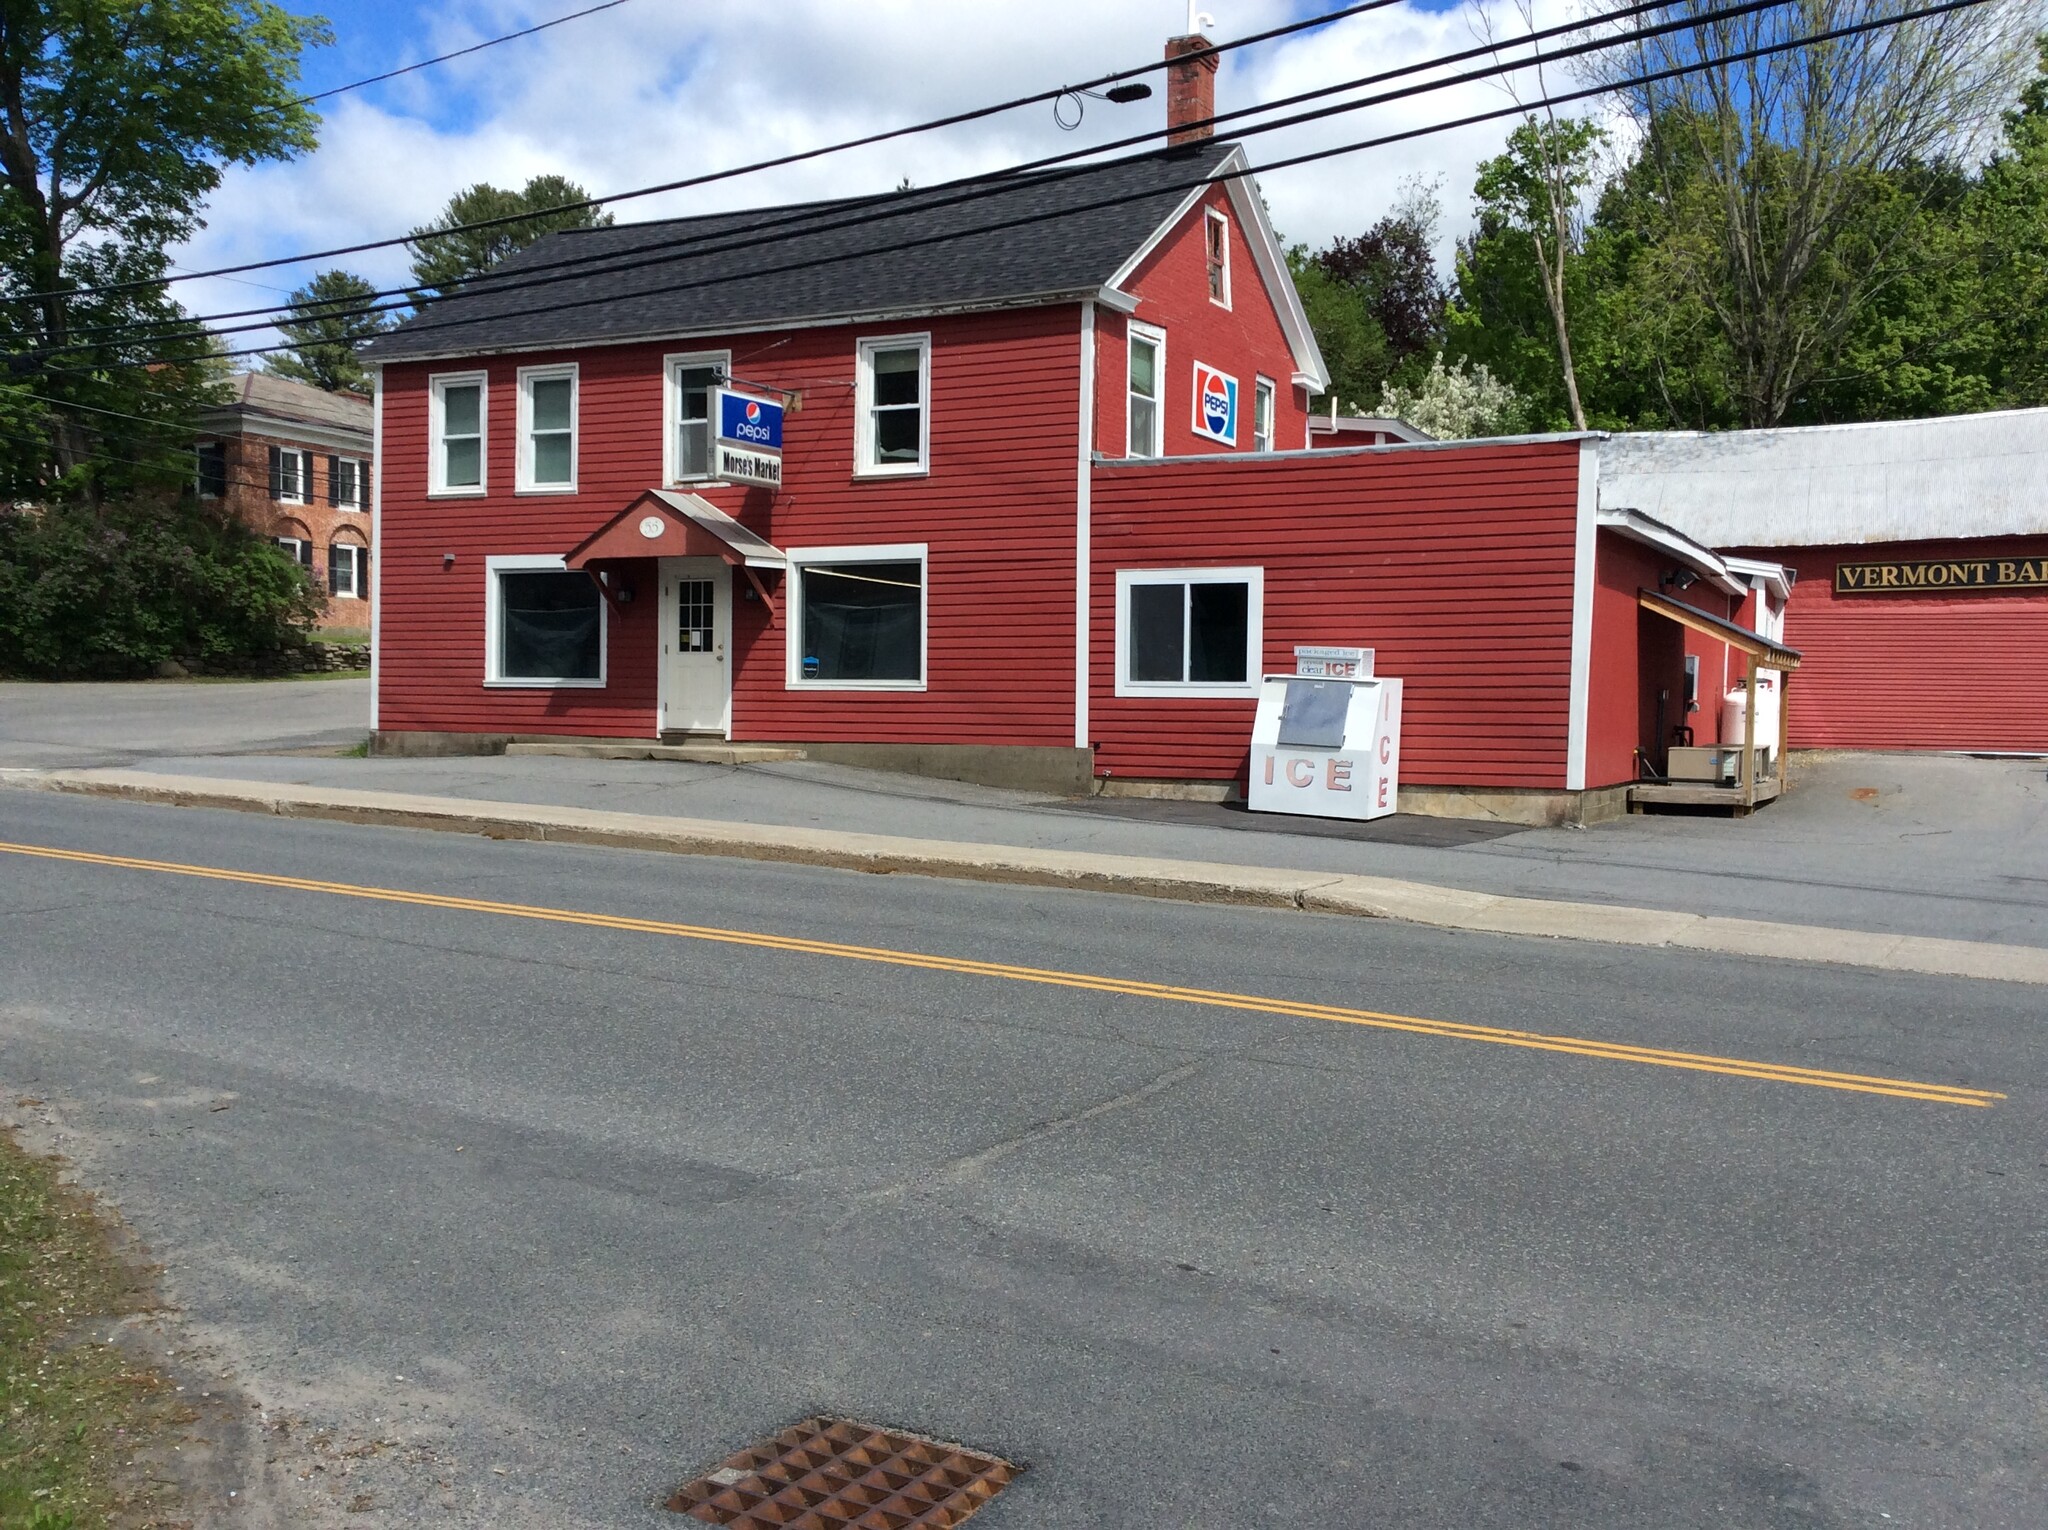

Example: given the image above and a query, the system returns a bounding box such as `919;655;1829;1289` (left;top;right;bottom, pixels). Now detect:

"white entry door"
658;557;731;735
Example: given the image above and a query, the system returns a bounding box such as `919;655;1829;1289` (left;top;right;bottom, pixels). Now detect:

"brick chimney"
1164;33;1218;146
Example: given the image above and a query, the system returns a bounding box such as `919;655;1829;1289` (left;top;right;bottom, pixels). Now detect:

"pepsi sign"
1191;362;1239;445
712;388;784;488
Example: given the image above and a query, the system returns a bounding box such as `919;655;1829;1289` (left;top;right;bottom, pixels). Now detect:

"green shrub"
0;498;323;678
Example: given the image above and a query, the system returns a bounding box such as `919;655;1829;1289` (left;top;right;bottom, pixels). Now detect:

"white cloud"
175;0;1605;355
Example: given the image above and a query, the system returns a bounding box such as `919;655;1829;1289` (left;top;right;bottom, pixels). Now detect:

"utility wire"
298;0;638;105
53;0;1692;345
13;0;1407;305
18;0;1984;380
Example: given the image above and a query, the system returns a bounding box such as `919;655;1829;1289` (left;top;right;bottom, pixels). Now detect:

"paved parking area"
0;678;369;768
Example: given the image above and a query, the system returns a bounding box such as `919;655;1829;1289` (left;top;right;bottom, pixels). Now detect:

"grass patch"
1;1127;185;1529
310;627;369;646
338;736;371;758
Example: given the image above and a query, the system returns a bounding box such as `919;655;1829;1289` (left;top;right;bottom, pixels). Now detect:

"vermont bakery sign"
1835;555;2048;594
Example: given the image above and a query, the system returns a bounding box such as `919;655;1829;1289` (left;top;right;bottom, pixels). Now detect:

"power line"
33;0;1711;351
13;0;1406;306
297;0;638;105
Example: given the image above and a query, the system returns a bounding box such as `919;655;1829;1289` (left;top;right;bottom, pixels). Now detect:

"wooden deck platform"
1627;778;1782;815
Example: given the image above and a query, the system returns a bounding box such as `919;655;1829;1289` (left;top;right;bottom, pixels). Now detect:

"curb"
11;767;2048;987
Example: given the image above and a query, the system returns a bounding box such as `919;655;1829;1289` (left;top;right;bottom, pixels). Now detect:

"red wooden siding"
1096;184;1311;458
377;306;1089;746
1089;441;1584;787
1739;538;2048;752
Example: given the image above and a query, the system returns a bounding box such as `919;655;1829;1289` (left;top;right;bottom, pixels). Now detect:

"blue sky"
181;0;1576;372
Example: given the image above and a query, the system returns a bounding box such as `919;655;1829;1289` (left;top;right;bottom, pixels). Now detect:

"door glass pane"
799;561;921;681
445;436;481;486
678;578;716;652
529;377;571;431
443;384;480;436
1188;582;1249;683
500;571;600;681
1129;582;1185;682
532;432;572;484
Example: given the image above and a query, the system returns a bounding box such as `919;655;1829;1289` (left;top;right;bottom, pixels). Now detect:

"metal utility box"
1666;744;1741;785
1248;674;1404;821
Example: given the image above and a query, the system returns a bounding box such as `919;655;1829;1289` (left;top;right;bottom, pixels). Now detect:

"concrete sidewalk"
10;764;2046;988
27;745;2046;950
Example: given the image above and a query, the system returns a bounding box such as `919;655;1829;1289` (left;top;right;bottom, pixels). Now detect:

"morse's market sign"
1835;555;2048;595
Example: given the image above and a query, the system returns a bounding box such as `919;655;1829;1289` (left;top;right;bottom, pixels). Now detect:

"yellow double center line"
0;840;2004;1108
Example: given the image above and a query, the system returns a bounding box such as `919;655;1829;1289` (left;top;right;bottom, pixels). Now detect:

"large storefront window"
488;559;604;685
791;547;926;688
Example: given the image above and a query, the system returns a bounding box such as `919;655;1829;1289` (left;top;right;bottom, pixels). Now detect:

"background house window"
1128;325;1164;458
274;536;312;571
1116;567;1263;698
328;543;368;599
1253;377;1275;452
791;548;926;686
670;361;722;480
1205;210;1231;306
432;374;485;492
329;456;365;509
268;446;310;503
196;442;226;498
519;366;576;489
489;562;603;684
857;337;928;473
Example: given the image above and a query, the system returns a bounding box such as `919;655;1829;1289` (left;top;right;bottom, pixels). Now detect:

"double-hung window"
1205;209;1231;307
268;446;310;503
855;335;929;475
788;544;927;689
328;543;368;599
329;456;365;510
1115;567;1263;698
274;536;312;571
485;555;605;686
195;442;226;498
517;365;576;491
665;352;729;482
1127;323;1165;458
430;372;486;494
1253;377;1275;453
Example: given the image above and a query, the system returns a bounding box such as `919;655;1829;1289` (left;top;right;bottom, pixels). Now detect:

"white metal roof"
647;490;785;567
1597;408;2048;547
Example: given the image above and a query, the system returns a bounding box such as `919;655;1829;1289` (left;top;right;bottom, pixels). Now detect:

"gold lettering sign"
1835;555;2048;595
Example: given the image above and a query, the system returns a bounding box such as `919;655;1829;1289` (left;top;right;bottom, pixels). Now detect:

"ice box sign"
711;388;783;488
1294;645;1373;679
1248;674;1403;821
1192;362;1238;445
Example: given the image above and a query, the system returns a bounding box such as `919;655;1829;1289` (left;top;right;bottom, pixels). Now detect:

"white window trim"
195;441;224;499
1253;376;1276;453
335;455;366;511
853;333;931;478
483;553;607;689
515;363;578;494
662;349;732;486
329;542;366;600
785;542;929;692
429;371;488;497
1114;565;1264;700
273;446;309;505
1127;320;1166;459
274;535;307;562
1205;208;1232;309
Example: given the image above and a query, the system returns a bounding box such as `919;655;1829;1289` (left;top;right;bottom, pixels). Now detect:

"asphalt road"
2;791;2042;1528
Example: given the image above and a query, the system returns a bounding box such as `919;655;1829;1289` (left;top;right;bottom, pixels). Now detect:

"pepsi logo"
745;401;761;423
1194;364;1237;440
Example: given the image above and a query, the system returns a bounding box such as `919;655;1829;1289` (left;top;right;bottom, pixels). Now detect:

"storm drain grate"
665;1416;1017;1528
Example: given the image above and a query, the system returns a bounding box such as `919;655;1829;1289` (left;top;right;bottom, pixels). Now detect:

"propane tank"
1722;674;1781;751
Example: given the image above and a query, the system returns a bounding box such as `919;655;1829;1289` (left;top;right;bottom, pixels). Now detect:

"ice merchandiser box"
1247;658;1403;821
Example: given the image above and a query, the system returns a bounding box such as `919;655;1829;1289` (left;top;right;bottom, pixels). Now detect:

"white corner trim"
368;384;382;732
1075;301;1095;750
1565;440;1600;792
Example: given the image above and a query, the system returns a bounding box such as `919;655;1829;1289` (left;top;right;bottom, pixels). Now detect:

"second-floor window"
856;335;929;475
268;446;311;503
329;456;365;509
431;372;486;494
666;354;728;482
1205;209;1231;307
196;442;226;498
1128;323;1164;458
518;365;577;491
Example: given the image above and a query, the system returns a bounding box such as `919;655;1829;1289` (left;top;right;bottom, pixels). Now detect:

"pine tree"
266;270;387;394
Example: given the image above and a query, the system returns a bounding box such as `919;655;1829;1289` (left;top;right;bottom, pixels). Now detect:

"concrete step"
504;742;804;765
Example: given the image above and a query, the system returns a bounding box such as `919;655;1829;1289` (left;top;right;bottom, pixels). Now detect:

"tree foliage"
0;0;327;498
406;175;613;299
1286;182;1447;411
1378;356;1530;440
266;269;387;393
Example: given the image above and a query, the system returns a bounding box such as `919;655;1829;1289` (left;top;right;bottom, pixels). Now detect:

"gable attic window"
856;335;929;475
1205;209;1231;307
1127;322;1164;458
517;364;577;491
431;372;487;495
666;352;729;482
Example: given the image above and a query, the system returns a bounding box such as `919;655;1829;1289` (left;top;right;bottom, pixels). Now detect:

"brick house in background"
196;372;375;619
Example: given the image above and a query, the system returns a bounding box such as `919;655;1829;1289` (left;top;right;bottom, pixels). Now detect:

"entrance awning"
1638;588;1802;670
564;489;785;571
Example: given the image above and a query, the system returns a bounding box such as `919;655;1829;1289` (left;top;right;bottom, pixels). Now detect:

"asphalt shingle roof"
364;139;1240;363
